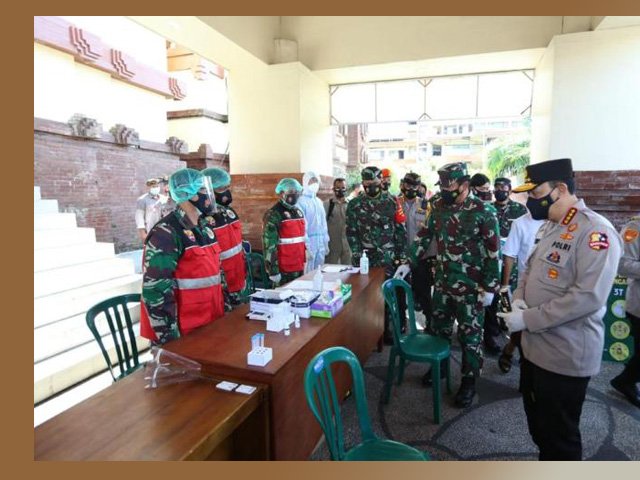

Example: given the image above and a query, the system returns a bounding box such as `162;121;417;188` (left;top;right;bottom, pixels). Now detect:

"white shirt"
502;213;545;280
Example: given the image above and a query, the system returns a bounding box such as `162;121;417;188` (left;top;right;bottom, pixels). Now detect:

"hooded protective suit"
296;171;330;271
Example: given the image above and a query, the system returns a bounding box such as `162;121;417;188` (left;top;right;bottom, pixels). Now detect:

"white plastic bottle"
360;251;369;274
313;269;323;292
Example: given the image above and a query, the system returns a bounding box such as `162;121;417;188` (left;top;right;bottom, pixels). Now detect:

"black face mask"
403;189;418;199
334;188;346;198
214;189;232;207
441;188;462;205
284;193;299;206
494;190;509;202
526;189;556;220
365;184;381;197
474;189;493;202
417;191;425;198
381;182;390;191
189;192;215;214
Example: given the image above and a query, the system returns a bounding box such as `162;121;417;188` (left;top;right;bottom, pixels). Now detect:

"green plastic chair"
85;293;143;382
382;278;451;424
304;346;430;461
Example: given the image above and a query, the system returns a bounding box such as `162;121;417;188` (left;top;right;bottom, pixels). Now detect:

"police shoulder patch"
588;232;609;251
623;228;639;243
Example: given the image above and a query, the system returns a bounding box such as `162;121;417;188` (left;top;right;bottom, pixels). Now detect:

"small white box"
247;346;273;367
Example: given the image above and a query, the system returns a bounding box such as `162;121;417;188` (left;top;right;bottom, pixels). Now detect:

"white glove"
269;274;281;285
512;298;528;310
394;264;411;279
497;309;526;332
481;291;495;307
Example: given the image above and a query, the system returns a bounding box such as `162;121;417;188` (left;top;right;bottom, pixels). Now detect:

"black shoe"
422;363;447;387
454;377;476;408
610;376;640;408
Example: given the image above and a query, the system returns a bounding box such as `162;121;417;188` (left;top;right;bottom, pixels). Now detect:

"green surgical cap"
169;168;204;204
275;178;303;194
202;167;231;190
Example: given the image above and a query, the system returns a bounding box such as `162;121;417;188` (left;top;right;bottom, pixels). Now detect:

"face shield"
189;175;217;215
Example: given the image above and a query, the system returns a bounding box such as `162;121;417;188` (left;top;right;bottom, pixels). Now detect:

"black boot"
610;375;640;408
454;376;476;408
422;362;447;387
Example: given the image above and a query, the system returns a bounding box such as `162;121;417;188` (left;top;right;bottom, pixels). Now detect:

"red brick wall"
34;118;184;253
575;170;640;230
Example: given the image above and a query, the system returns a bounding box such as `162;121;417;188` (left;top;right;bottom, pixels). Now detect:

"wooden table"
34;369;269;461
164;267;385;460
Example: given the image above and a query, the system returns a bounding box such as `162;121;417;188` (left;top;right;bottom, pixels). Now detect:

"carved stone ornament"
68;114;103;138
165;136;188;154
109;124;140;146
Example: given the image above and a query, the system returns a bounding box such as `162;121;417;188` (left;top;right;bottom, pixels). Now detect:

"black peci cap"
513;158;574;193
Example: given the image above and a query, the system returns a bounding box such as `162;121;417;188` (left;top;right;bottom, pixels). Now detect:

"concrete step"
34;258;136;298
34;212;77;230
35;186;41;202
34;242;115;272
34;274;141;328
34;303;141;363
34;227;95;250
34;199;59;214
34;331;150;404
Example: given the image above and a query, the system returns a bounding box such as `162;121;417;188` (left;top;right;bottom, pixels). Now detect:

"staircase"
34;187;146;404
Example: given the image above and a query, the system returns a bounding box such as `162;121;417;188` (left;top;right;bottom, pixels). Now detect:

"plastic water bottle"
360;251;369;274
313;269;323;292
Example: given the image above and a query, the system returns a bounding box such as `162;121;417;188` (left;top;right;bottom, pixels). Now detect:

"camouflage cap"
436;162;469;187
361;166;382;181
403;172;421;187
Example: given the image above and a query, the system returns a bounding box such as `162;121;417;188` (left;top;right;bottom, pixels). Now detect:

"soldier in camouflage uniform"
409;162;500;407
483;177;528;353
140;169;230;345
346;166;408;343
262;178;308;286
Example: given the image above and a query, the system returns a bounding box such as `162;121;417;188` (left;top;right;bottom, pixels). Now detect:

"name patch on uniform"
227;210;236;219
551;241;572;251
588;232;609;251
559;233;574;240
561;208;577;225
184;230;196;242
204;227;214;239
567;223;578;232
548;268;558;280
546;251;561;264
623;228;639;243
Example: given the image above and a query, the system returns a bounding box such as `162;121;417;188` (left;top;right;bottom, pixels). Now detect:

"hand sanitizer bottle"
360;251;369;274
313;269;323;292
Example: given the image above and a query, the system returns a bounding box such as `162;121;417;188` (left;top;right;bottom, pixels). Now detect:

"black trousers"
619;312;640;382
483;296;501;345
520;357;590;461
412;257;435;326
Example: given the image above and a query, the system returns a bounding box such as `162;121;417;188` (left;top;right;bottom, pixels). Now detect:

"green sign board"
603;276;635;362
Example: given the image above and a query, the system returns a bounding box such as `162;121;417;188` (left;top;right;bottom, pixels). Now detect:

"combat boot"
454;376;476;408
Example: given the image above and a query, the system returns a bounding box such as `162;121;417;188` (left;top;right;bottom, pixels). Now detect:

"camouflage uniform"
262;199;307;284
411;167;500;378
142;208;230;345
346;190;407;268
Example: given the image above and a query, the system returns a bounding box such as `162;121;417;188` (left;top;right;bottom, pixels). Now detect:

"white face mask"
150;187;161;196
308;183;320;194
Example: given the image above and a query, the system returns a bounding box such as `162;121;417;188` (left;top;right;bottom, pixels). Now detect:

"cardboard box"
310;295;344;318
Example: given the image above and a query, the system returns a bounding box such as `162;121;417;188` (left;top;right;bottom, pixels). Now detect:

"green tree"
487;139;530;179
